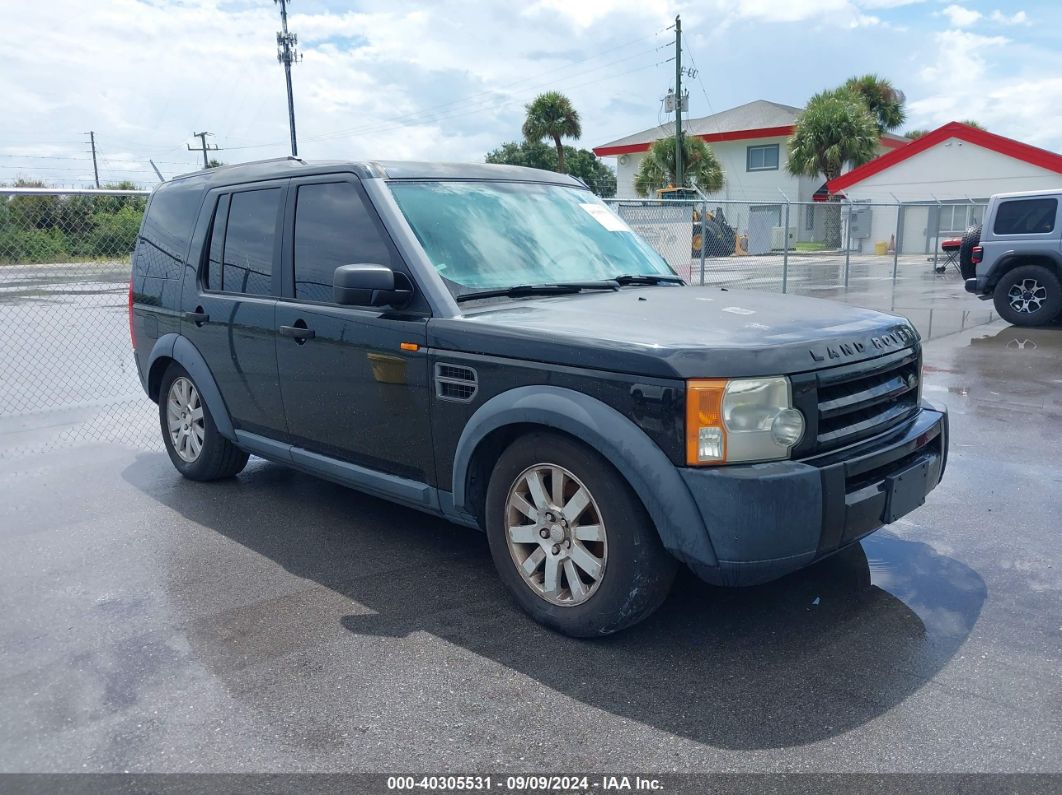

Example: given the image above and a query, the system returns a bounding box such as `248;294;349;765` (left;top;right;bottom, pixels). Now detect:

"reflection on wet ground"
1;316;1060;769
105;455;985;752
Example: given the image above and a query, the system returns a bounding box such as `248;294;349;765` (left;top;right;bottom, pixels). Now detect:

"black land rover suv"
130;158;948;637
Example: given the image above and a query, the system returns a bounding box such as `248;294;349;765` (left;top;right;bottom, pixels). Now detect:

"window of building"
221;188;281;296
747;144;779;172
293;181;394;303
993;198;1057;236
936;203;986;234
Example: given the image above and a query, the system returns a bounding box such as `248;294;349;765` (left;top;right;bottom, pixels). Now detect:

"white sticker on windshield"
580;203;630;232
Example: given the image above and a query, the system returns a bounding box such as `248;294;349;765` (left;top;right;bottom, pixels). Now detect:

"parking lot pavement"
1;263;1060;775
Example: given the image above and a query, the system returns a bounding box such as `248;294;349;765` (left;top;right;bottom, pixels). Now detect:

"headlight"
686;377;805;465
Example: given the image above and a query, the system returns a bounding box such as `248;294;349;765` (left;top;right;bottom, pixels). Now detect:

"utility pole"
275;0;302;157
187;131;221;168
674;14;683;189
86;131;100;188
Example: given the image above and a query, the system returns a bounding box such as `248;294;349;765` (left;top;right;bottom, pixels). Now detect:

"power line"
303;42;668;145
224;29;670;152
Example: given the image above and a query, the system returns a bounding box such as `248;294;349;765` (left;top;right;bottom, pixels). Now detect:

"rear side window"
293;181;394;303
993;198;1057;235
139;181;203;260
203;195;228;292
222;188;282;295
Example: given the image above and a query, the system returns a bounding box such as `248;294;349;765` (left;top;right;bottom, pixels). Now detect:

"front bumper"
679;402;948;586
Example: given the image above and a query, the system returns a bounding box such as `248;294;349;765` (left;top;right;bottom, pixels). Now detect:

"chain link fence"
606;197;990;292
1;187;992;456
0;187;157;455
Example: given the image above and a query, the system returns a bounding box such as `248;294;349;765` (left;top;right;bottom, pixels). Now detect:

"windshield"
387;180;674;294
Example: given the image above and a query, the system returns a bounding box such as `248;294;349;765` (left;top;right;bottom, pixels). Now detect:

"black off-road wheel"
159;363;249;481
992;264;1062;327
484;431;677;637
958;223;982;279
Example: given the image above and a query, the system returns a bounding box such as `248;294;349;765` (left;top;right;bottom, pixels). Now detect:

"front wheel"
992;264;1062;327
484;431;677;637
159;363;249;481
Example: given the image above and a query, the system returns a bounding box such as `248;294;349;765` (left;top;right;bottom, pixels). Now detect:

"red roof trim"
593;125;796;157
828;121;1062;192
594;125;910;158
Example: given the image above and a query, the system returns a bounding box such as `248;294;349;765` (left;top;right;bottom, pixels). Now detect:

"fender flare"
989;250;1062;284
146;333;236;442
451;385;717;567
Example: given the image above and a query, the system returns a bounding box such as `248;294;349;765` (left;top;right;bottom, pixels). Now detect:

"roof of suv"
990;188;1062;200
168;157;585;188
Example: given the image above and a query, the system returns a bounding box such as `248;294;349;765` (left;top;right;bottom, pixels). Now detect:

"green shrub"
85;205;142;258
0;227;69;264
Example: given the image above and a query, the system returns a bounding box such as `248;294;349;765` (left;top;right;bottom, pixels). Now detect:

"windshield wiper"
612;274;685;286
454;280;620;303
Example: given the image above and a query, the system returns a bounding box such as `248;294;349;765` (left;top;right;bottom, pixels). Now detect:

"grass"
794;242;828;252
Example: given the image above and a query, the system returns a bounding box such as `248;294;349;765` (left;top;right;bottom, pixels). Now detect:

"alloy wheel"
504;463;607;607
166;376;205;463
1008;278;1048;314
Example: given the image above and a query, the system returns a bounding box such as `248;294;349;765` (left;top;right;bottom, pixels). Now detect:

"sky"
3;0;1060;187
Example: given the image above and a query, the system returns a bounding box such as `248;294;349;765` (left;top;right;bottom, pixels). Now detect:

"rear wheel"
992;264;1062;327
159;363;249;481
484;431;677;637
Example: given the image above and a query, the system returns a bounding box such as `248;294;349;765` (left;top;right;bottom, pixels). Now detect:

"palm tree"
904;129;930;140
960;119;986;130
522;92;582;173
787;88;879;247
634;136;724;197
843;74;906;134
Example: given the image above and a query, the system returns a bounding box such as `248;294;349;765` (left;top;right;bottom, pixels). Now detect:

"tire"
702;220;723;257
159;363;249;481
992;264;1062;327
484;431;677;637
958;223;981;279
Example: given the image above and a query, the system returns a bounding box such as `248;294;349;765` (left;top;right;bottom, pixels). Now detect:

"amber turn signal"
685;379;728;465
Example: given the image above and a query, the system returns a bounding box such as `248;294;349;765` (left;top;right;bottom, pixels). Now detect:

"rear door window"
292;181;395;303
993;198;1057;235
221;188;282;295
203;195;229;292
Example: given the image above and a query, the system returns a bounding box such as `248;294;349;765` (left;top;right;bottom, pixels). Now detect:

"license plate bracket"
884;458;930;523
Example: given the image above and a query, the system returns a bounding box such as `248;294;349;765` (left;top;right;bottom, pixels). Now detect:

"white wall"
844;138;1062;252
612;137;805;202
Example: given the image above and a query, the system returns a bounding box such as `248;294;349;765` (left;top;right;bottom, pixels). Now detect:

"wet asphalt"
0;261;1060;774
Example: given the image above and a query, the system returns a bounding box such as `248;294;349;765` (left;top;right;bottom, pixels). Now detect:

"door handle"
183;309;210;326
279;324;315;343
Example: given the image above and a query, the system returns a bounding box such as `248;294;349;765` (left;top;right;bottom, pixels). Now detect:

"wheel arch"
987;252;1062;291
145;333;236;442
452;385;717;567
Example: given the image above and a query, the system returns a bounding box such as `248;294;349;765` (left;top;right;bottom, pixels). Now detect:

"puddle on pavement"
893;306;998;342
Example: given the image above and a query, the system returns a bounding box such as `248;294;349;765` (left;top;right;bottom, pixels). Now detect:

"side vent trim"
435;363;478;403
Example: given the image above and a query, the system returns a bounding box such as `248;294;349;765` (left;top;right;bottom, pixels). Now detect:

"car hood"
427;286;920;380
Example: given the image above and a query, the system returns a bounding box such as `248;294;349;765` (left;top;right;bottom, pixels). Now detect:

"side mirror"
333;264;412;308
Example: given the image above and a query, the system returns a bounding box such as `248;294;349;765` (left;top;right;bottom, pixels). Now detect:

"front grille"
814;348;920;453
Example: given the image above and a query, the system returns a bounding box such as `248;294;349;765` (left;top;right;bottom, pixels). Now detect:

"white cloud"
940;4;982;27
1;0;1058;189
989;9;1030;25
907;29;1062;150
